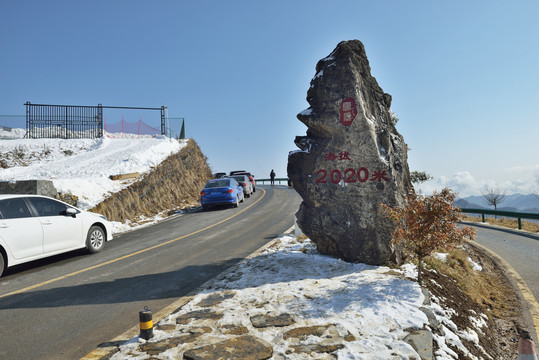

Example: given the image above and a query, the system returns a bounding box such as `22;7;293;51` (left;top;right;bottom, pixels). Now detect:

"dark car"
200;178;244;210
214;172;227;179
229;175;253;198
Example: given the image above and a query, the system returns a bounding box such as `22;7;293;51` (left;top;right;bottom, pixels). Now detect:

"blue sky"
1;1;538;196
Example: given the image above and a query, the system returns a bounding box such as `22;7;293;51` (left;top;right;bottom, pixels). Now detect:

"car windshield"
205;179;230;188
232;176;245;182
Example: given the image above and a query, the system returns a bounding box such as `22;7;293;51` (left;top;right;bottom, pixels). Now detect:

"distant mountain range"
455;193;539;213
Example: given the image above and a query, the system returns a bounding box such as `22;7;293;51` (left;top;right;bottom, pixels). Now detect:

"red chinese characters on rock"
315;168;390;184
371;169;390;182
324;151;351;161
317;150;390;185
340;98;357;126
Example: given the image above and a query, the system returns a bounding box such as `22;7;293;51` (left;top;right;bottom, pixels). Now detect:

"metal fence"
25;102;103;139
24;102;167;139
255;178;290;185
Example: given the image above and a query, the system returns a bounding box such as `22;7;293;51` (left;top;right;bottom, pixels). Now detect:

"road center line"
0;188;267;300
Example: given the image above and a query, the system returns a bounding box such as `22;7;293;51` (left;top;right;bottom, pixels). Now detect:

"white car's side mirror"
65;208;78;217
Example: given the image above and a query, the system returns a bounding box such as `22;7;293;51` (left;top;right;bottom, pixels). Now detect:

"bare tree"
481;185;506;210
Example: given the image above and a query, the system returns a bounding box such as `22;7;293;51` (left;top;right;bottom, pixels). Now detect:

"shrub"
381;188;476;285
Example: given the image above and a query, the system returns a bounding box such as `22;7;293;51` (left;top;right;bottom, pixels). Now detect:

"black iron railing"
24;102;167;139
25;102;104;139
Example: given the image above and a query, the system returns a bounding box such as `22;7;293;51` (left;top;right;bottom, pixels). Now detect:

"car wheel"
86;225;105;254
202;204;209;211
0;254;5;277
233;196;239;208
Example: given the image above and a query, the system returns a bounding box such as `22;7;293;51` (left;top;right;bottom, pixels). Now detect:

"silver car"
229;175;253;198
0;194;113;277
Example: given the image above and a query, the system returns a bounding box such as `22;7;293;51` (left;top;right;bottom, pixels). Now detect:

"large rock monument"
287;40;412;265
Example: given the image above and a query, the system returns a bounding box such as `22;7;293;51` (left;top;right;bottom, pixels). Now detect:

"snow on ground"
0;128;485;358
0;129;185;208
115;235;489;359
199;236;427;359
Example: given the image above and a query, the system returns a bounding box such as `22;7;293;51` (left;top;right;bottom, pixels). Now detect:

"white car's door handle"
41;220;52;225
0;222;8;228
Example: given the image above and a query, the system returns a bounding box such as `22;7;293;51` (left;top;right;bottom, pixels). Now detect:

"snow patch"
298;108;313;116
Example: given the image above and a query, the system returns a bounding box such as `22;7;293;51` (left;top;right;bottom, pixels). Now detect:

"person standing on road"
270;169;275;185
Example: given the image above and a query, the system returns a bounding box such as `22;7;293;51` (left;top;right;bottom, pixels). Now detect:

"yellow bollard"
139;306;153;340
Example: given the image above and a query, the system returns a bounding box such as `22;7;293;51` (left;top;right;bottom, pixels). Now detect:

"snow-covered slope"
0;129;186;209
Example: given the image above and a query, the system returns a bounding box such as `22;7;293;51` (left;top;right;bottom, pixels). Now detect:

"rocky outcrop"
112;290;431;359
183;336;273;360
0;179;78;206
0;180;57;197
288;40;412;265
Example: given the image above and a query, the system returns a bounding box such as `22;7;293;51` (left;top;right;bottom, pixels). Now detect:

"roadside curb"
468;241;539;347
80;225;296;360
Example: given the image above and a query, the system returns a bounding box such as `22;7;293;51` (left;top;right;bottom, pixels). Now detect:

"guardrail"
460;208;539;230
255;178;290;185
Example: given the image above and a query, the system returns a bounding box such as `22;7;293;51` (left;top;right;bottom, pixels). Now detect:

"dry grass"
90;139;213;224
295;234;312;253
424;246;518;319
462;214;539;233
296;234;309;242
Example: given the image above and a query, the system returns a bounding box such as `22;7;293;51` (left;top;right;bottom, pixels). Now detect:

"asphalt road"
470;224;539;303
0;185;301;360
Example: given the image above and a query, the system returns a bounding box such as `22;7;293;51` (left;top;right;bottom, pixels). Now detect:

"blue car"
200;178;244;210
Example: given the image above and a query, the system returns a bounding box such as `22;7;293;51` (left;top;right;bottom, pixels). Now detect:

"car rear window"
205;179;230;188
0;198;33;219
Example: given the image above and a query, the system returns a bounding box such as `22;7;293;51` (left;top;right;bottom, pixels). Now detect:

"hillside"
90;139;212;224
0;128;213;231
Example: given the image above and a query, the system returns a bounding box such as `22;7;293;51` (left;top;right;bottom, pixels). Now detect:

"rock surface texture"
111;290;430;359
288;40;412;265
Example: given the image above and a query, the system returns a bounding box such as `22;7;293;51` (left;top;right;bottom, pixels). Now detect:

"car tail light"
226;189;234;193
200;191;206;196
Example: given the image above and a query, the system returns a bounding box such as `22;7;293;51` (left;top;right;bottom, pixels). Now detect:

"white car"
0;194;113;276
